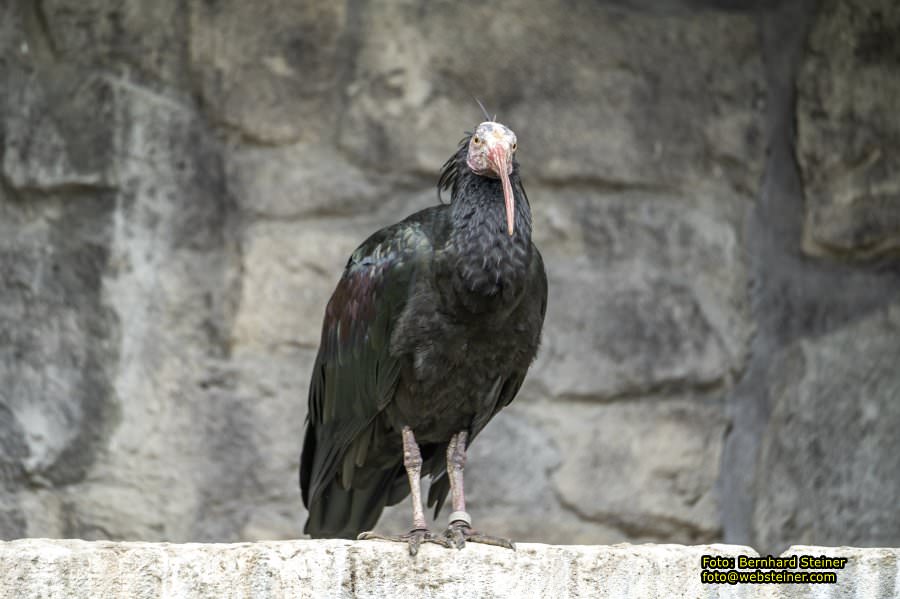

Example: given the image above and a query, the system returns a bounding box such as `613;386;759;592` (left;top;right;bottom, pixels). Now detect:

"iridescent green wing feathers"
300;217;434;509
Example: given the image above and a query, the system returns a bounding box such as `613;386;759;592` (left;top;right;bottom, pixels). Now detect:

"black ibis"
299;117;547;555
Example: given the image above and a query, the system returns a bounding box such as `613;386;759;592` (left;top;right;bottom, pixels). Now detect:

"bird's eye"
473;136;481;145
511;142;517;151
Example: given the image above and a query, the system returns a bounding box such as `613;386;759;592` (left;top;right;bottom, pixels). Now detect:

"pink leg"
442;430;514;551
402;426;428;530
447;431;468;517
357;426;451;556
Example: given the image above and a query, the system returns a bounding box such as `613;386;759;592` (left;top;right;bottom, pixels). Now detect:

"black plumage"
299;120;547;550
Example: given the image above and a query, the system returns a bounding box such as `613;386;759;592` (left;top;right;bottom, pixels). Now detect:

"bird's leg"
358;426;450;556
447;431;468;515
403;425;428;531
442;431;515;550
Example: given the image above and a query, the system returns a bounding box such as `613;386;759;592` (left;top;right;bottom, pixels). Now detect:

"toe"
442;524;469;549
469;533;515;550
427;533;453;549
450;527;466;549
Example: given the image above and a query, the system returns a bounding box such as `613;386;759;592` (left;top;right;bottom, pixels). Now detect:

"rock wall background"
0;0;897;551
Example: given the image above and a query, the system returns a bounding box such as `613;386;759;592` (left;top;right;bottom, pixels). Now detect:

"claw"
442;521;516;551
358;528;452;556
445;523;467;549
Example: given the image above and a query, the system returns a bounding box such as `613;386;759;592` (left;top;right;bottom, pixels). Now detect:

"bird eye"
511;142;517;151
473;136;481;145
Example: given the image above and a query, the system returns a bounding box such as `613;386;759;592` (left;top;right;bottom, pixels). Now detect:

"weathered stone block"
339;1;764;191
532;190;750;400
3;74;117;189
231;221;364;351
544;401;727;543
40;0;185;84
0;539;765;599
753;302;900;550
4;79;241;542
226;143;383;219
0;196;118;492
797;0;900;258
189;0;348;144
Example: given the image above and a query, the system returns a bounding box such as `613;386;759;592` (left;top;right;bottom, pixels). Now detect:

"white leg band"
448;511;472;527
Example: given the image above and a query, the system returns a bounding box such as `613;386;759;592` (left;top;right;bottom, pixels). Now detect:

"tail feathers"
304;465;405;539
427;472;450;519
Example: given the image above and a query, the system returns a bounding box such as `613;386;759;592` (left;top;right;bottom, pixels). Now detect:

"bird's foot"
443;519;516;551
357;528;451;556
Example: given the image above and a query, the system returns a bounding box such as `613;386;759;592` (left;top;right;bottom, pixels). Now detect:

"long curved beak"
489;147;515;236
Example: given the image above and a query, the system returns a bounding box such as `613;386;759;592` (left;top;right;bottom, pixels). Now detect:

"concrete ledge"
1;539;897;598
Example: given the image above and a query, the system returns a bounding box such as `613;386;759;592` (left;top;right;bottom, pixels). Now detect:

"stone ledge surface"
0;539;897;598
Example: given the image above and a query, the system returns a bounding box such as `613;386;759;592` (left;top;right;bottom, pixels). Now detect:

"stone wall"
0;0;898;551
2;539;899;599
